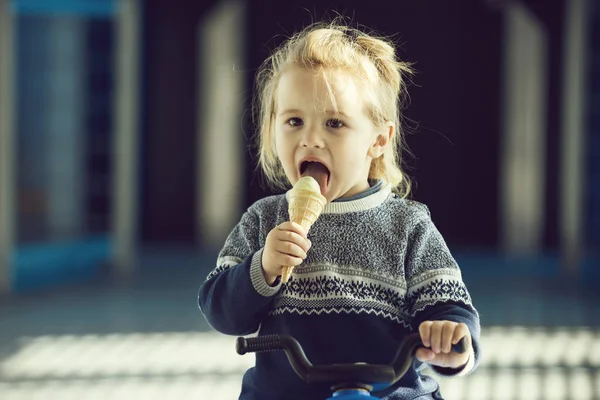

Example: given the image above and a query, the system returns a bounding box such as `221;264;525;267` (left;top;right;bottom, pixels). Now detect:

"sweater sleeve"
404;208;481;376
198;208;282;336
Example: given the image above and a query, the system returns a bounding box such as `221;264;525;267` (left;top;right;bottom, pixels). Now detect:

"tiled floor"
0;247;598;399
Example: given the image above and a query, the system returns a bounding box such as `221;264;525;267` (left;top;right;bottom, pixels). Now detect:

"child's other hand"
262;222;311;285
415;320;472;369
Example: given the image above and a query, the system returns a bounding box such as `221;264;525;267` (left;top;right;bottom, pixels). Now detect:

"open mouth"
299;161;330;196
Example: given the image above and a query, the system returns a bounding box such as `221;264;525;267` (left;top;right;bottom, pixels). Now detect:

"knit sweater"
198;183;481;400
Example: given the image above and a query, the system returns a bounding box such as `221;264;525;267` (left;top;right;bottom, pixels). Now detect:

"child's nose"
300;129;325;148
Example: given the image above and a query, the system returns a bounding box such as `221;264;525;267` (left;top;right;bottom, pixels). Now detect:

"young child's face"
274;67;389;202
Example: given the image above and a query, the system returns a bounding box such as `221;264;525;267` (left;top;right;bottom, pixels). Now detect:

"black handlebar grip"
450;337;467;354
236;335;285;355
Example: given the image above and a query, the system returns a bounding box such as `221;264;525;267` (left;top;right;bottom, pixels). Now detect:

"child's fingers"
275;240;307;260
276;231;310;253
415;347;435;362
276;222;311;252
441;322;456;353
452;323;470;346
415;321;471;368
418;321;433;348
277;253;304;267
429;323;443;354
279;221;308;238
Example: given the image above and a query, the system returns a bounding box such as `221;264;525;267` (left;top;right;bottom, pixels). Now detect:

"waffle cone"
281;189;326;283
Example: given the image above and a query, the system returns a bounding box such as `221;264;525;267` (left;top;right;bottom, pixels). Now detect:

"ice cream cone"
281;181;326;283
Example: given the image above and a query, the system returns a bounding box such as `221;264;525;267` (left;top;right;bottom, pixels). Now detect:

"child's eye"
326;118;345;129
287;117;303;127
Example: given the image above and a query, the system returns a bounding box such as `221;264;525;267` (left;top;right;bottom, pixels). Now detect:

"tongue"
302;163;329;196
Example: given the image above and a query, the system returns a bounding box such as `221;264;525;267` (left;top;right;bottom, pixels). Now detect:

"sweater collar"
285;183;393;215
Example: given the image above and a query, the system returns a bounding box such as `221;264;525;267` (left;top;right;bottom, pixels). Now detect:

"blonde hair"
254;19;414;198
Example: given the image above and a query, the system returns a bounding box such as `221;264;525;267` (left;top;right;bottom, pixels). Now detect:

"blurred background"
0;0;599;399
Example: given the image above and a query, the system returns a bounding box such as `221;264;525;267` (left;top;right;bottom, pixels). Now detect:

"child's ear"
368;122;394;158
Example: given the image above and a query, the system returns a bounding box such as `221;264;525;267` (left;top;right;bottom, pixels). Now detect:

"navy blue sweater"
199;183;480;399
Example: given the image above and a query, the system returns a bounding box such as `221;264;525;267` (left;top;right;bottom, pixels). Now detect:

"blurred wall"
138;0;590;255
141;0;216;243
97;0;596;268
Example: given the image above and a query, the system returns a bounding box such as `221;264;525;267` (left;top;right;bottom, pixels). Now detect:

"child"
199;19;481;400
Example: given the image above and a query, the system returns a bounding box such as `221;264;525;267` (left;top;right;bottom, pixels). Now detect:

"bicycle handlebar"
236;333;466;386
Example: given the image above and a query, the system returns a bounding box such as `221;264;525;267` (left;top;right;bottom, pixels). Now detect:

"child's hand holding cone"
261;177;326;285
262;221;311;285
